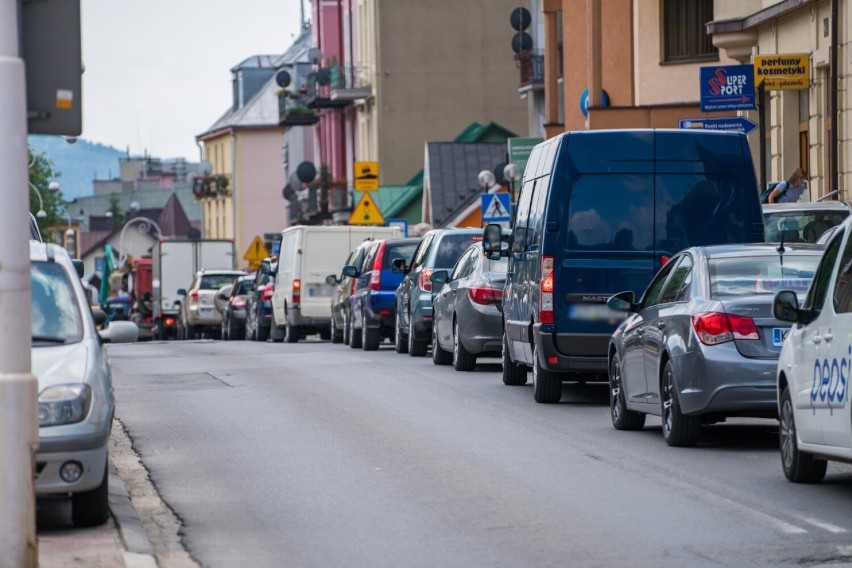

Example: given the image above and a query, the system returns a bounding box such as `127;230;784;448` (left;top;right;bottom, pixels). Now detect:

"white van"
271;225;401;342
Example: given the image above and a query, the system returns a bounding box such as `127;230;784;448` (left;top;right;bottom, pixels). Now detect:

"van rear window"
566;175;653;251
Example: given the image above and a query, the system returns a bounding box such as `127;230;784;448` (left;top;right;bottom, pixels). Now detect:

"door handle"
824;332;834;343
813;334;822;345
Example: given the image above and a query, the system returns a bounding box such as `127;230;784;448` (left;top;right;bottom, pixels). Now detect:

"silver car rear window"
709;255;820;298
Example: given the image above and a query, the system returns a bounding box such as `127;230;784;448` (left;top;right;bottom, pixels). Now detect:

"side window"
362;244;378;272
512;181;536;253
660;255;693;304
451;249;475;280
529;174;550;248
524;147;542;184
832;230;852;313
642;260;677;308
411;234;434;270
805;230;844;317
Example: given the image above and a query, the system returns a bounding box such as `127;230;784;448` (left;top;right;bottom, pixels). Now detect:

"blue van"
483;129;765;403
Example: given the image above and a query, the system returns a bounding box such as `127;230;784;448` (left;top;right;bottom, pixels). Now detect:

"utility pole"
0;0;39;564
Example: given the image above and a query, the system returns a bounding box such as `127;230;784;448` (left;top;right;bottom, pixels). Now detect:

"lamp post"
478;169;496;192
503;163;519;204
28;182;47;219
118;216;162;269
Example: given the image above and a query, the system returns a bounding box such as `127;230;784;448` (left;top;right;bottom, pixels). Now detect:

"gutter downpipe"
231;130;238;256
830;0;839;198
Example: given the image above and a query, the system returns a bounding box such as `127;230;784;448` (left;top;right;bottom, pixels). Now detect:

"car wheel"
331;315;343;344
349;314;363;349
186;324;196;340
502;332;527;386
407;313;427;357
609;353;646;431
532;345;562;403
363;325;380;351
780;386;827;483
452;318;476;371
269;311;285;343
394;313;407;354
319;329;331;341
432;324;452;365
343;311;351;345
284;309;299;343
661;361;700;447
221;317;229;341
256;316;269;342
71;461;109;527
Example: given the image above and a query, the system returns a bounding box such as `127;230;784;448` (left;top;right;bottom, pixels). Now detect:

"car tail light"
418;269;433;292
189;289;199;302
468;286;502;305
144;316;152;324
540;255;554;324
370;243;385;291
661;255;671;267
261;285;274;301
165;317;175;326
292;279;301;306
691;312;759;345
232;297;246;308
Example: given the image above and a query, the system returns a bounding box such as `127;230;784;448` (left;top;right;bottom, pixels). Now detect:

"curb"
109;461;158;568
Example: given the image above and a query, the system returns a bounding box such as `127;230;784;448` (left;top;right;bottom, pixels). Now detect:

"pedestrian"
768;167;807;204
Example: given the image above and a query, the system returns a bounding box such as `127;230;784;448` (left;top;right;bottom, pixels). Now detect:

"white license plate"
308;286;333;298
568;303;627;322
772;327;790;347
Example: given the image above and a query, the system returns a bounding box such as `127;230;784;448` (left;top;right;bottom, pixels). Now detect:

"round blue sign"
580;88;610;117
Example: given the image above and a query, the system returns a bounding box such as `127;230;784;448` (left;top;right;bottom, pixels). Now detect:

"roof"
453;121;518;143
424;142;508;228
230;55;279;72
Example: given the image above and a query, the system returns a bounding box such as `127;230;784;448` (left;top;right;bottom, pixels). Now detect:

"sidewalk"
37;461;158;568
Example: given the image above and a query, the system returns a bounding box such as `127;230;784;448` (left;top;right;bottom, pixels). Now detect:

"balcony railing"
192;173;232;199
516;50;544;88
278;93;319;126
305;69;351;109
329;65;372;102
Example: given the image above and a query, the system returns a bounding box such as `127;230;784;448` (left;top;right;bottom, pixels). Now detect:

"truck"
151;239;236;339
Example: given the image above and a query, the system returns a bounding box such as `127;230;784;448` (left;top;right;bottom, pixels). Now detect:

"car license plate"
772;327;790;347
308;285;333;298
568;303;627;322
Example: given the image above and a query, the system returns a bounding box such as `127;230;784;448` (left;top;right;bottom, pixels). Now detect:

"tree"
28;149;66;237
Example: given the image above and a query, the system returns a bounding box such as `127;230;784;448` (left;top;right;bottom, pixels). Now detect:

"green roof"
354;185;422;220
453;121;518;143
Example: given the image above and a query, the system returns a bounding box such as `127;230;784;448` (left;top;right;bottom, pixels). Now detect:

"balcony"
192;174;232;199
329;65;372;102
278;93;319;127
515;50;544;91
304;69;351;109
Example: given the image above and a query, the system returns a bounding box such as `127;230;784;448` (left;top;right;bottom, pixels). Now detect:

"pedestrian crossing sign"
481;193;511;222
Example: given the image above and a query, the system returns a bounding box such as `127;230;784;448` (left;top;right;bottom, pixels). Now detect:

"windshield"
31;261;83;344
763;210;849;243
709;255;821;298
199;274;240;290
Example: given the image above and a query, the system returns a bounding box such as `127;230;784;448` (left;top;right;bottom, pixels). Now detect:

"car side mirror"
607;291;637;313
391;258;408;274
431;270;449;287
99;320;139;344
325;274;339;286
177;288;187;296
773;290;801;323
482;223;507;260
341;265;358;278
92;309;107;326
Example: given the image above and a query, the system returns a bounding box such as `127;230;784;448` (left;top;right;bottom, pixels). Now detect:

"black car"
245;257;277;342
219;275;253;340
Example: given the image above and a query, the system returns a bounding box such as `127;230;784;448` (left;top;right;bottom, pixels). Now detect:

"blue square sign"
481;193;511;223
699;64;755;113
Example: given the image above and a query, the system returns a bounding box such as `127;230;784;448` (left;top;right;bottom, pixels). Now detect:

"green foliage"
107;193;124;228
28;149;66;237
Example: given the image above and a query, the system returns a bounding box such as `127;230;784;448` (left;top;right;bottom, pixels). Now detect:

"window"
434;234;480;268
383;242;419;268
709;256;819;299
833;232;852;313
512;180;537;253
804;231;843;317
451;248;476;280
663;0;716;63
660;255;693;304
411;234;433;270
31;261;83;343
642;260;677;308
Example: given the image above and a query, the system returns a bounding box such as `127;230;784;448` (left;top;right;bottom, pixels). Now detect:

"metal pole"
829;0;839;198
758;82;767;196
0;0;39;565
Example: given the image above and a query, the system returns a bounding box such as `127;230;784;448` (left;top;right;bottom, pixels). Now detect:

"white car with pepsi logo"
774;215;852;483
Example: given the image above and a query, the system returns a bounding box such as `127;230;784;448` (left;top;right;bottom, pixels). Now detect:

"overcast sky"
81;0;305;161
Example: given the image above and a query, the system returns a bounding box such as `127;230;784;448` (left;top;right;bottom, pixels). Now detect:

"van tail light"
540;255;554;324
292;279;301;306
691;312;759;345
370;243;385;291
468;286;502;305
261;285;274;301
418;269;434;292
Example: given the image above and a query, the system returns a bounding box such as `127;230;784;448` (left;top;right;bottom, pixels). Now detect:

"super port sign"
699;64;756;113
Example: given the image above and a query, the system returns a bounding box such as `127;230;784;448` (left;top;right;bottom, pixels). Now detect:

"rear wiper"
32;335;67;344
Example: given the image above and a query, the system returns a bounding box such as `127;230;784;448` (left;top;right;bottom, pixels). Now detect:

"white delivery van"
271;225;401;342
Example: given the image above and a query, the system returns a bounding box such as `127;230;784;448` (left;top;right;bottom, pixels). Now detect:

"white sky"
81;0;305;161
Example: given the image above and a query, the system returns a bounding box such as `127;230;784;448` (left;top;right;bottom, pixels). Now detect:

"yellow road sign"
244;235;268;269
753;54;809;90
354;161;379;191
349;193;386;225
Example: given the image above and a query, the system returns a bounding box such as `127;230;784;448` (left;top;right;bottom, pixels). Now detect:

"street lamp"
118;216;163;268
503;163;519;203
478;169;496;192
28;182;47;219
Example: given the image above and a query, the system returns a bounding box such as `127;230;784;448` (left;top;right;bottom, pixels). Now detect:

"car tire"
432;325;452;365
532;345;562;403
780;386;827;483
71;461;109;527
221;317;229;341
394;312;407;354
319;329;331;341
186;324;196;340
343;311;351;346
256;319;269;342
452;318;476;372
349;314;363;349
269;311;285;343
330;316;343;344
609;353;646;431
284;309;299;343
501;332;527;386
661;361;700;447
363;325;380;351
407;313;427;357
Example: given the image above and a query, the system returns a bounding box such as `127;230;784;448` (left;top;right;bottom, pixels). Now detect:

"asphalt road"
109;338;852;568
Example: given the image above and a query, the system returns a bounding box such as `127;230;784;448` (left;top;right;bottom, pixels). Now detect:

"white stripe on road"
794;516;849;534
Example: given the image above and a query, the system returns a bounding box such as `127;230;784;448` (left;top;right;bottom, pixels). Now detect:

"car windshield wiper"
32;335;67;344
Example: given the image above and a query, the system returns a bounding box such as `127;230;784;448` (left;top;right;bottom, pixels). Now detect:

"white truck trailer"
151;239;236;339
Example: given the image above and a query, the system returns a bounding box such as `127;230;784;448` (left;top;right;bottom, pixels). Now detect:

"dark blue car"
345;237;420;350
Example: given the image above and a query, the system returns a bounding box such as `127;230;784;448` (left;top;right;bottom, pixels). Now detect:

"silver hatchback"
606;243;824;447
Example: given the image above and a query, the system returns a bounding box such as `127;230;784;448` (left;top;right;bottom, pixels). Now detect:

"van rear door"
299;230;352;318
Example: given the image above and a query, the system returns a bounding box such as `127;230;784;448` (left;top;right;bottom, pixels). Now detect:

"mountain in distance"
27;135;125;200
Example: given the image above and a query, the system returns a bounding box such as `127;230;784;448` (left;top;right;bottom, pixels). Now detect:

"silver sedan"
606;243;824;447
430;243;507;371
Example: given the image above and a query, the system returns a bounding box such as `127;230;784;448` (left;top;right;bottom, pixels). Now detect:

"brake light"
292;279;301;305
540;255;554;324
691;312;759;345
261;285;274;301
165;317;175;326
468;286;503;305
144;316;152;324
418;269;433;292
232;297;246;308
661;255;671;267
370;243;385;291
189;289;199;301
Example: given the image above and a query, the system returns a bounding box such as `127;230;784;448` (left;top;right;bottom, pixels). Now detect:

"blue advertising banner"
699;64;755;112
